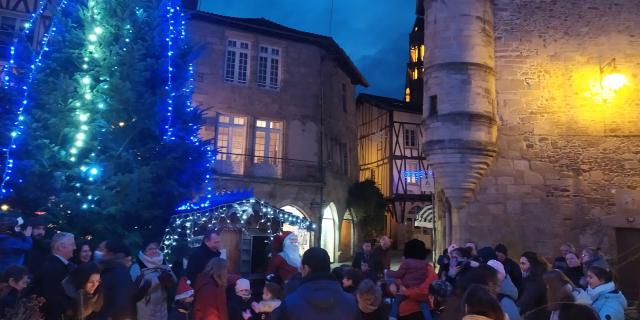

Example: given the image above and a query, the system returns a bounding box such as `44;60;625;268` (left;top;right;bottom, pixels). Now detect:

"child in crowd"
229;278;256;320
342;268;363;294
250;277;283;320
170;276;194;320
386;239;432;320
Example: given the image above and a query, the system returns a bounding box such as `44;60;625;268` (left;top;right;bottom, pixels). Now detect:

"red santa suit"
266;231;300;281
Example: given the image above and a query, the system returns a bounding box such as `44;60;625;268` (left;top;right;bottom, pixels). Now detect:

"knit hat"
235;278;250;291
301;247;331;273
494;243;508;256
477;246;498;263
271;231;293;254
487;259;506;282
175;276;194;300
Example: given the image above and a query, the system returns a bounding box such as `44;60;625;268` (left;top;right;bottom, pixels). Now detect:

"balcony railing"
214;152;322;182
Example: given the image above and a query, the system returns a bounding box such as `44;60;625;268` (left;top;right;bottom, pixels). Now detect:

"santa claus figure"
266;231;301;281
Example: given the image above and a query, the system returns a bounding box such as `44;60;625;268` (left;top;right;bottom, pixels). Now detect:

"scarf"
587;281;615;300
138;251;164;268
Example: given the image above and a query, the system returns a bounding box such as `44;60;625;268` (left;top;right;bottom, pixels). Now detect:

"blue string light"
0;0;69;198
162;0;177;140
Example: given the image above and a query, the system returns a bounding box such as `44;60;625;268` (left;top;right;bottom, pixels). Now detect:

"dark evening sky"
199;0;416;100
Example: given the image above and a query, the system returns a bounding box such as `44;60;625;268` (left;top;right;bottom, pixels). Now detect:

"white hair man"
34;232;76;319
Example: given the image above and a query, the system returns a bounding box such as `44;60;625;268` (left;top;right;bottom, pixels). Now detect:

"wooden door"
220;230;241;274
615;228;640;300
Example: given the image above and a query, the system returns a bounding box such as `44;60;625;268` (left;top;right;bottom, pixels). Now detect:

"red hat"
175;276;194;300
271;231;293;254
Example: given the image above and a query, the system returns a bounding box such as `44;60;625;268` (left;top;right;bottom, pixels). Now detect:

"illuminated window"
412;68;418;80
406;162;419;184
420;45;425;62
258;45;280;89
405;88;411;102
225;39;250;84
410;46;417;63
254;119;282;166
215;115;247;174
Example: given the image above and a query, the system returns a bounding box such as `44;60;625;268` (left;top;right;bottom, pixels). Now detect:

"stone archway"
340;210;356;259
321;203;339;262
281;205;313;256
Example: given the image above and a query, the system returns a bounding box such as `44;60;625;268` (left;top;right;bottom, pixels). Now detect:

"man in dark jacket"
495;243;523;293
272;247;358;320
33;232;76;320
186;229;222;285
24;217;50;276
351;241;372;270
93;238;141;320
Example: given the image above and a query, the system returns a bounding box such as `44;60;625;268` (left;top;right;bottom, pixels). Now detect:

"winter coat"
563;266;584;289
502;257;523;294
193;273;228;320
186;244;221;285
271;272;358;320
34;254;76;319
0;233;32;273
92;256;137;320
351;251;371;271
266;254;298;282
0;284;19;317
359;301;390;320
25;237;50;276
499;275;521;320
399;263;437;317
130;255;176;320
588;282;627;320
226;290;256;320
62;276;103;320
386;258;428;288
370;246;391;279
517;273;550;320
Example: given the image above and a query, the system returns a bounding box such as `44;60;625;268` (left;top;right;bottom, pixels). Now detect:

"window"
405;162;419;184
215;114;247;174
254;119;282;166
419;45;425;62
404;128;417;148
257;45;280;89
412;68;419;80
429;95;438;117
341;83;347;113
224;40;250;84
405;88;411;103
410;46;417;63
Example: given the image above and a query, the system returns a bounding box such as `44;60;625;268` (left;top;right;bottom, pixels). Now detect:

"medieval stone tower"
424;0;640;297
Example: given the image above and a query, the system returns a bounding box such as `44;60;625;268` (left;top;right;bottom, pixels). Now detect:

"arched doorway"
281;205;313;256
340;211;355;258
321;203;338;262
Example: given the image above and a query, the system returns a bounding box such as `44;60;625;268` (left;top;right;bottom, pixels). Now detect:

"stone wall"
440;0;640;258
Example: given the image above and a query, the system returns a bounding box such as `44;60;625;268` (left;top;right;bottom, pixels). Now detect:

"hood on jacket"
588;282;627;306
500;274;519;300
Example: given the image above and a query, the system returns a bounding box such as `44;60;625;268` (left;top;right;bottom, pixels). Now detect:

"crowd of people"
0;211;634;320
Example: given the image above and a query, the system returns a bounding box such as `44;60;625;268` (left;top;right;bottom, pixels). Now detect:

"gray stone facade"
426;0;640;269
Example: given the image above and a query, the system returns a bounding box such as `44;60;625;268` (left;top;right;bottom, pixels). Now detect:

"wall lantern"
598;58;628;101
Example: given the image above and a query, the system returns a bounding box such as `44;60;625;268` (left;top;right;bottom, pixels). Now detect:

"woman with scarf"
62;262;103;319
130;240;176;320
586;266;627;320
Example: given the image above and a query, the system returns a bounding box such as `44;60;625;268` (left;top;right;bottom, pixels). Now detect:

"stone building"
424;0;640;297
185;5;368;262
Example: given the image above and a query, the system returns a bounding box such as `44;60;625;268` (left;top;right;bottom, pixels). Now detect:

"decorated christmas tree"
0;0;210;244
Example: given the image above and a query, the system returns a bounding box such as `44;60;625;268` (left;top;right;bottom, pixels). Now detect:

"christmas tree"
0;0;210;244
